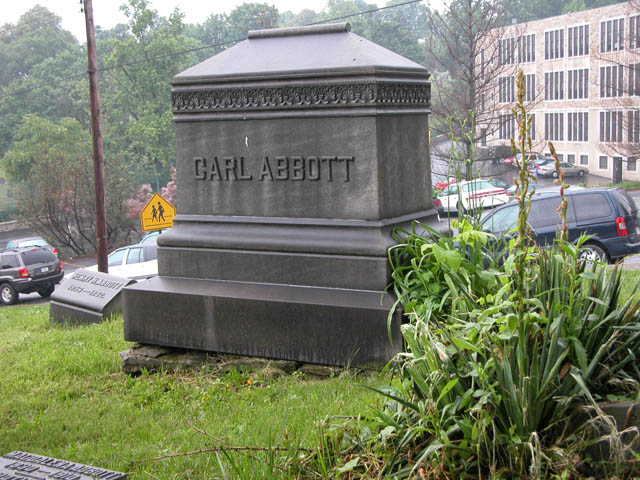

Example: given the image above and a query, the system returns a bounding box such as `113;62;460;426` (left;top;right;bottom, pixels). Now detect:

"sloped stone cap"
173;22;428;83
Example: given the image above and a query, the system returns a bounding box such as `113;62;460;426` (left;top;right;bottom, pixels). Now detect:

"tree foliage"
1;116;138;255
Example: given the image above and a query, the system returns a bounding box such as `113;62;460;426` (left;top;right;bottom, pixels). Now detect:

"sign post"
140;193;176;232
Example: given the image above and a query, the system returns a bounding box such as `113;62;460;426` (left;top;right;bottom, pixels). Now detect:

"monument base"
123;277;401;368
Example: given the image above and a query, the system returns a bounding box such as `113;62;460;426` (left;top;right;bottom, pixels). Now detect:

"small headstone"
0;451;126;479
50;269;135;325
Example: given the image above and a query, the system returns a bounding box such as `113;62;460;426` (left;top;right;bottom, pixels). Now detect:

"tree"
0;6;78;87
0;7;84;157
424;0;516;177
101;0;202;190
227;3;280;38
1;116;138;256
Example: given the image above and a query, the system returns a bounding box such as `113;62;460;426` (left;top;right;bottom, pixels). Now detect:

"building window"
568;24;589;57
630;64;640;96
580;154;589;166
518;33;535;63
600;65;623;98
599;155;608;169
545;29;565;60
544;71;564;100
628;157;637;171
499;37;515;65
568;153;576;164
599;111;624;142
524;74;535;102
545;112;564;141
528;113;536;141
499;113;515;139
600;18;624;53
629;110;640;143
631;15;640;49
568;68;589;99
498;76;515;103
481;128;487;146
567;112;588;142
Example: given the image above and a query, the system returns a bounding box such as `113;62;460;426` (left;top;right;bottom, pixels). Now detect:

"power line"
0;0;426;101
308;0;423;25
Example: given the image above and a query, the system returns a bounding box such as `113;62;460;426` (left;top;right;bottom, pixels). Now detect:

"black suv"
0;247;64;305
480;188;640;263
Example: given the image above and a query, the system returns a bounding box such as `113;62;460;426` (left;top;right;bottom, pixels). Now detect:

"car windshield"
482;205;519;233
533;159;552;166
18;238;49;248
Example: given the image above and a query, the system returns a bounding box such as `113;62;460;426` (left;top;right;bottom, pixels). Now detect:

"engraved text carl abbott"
194;155;355;182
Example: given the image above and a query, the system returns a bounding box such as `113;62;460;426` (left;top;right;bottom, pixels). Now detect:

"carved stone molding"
171;82;430;113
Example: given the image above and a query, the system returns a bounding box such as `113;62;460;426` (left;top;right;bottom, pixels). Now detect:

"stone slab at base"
123;276;401;369
121;343;344;378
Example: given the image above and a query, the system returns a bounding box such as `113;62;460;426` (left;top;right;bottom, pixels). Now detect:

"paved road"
1;255;95;308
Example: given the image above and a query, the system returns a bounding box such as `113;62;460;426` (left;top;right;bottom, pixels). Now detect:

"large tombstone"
123;23;441;368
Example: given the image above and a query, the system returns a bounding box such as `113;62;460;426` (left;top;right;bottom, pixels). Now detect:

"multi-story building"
479;1;640;181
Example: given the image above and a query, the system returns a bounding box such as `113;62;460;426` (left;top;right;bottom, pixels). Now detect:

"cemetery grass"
0;305;386;479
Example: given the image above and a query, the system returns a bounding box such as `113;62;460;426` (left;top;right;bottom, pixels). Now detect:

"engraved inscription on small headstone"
50;268;136;325
0;451;126;480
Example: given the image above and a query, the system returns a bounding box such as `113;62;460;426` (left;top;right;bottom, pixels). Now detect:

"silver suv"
0;247;64;305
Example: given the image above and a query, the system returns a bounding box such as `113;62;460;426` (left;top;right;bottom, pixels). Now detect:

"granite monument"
122;23;441;367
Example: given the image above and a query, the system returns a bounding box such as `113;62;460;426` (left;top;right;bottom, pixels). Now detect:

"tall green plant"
312;72;640;480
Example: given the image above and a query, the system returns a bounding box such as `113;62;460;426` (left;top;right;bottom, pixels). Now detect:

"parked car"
502;152;548;166
87;244;158;280
505;184;585;198
432;198;444;216
536;161;588;178
480;188;640;263
434;179;455;191
3;236;58;255
527;158;554;171
437;179;510;214
139;229;166;245
0;246;64;305
489;178;510;189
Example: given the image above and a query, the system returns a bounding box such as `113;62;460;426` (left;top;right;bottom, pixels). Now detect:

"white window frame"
567;23;590;57
627;156;637;172
600;17;625;53
598;154;609;171
579;153;589;167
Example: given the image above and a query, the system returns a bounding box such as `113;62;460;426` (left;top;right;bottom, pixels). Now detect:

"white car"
437;179;510;214
86;244;157;280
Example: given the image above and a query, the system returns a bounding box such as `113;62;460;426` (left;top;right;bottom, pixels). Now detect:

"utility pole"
82;0;108;272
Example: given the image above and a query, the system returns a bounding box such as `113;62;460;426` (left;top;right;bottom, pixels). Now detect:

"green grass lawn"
0;305;386;479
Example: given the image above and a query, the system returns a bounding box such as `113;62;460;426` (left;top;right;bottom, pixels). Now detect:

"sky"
4;0;381;41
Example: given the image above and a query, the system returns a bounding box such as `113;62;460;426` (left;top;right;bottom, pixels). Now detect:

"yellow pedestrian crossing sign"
140;193;176;232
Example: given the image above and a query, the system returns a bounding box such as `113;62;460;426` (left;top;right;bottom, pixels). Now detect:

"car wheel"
578;244;608;264
578;170;585;177
0;283;18;305
552;171;559;178
37;285;55;298
457;201;466;216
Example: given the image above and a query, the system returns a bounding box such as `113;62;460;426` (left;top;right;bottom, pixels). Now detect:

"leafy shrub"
309;70;640;479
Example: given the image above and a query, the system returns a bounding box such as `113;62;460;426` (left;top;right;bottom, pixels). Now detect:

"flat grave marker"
50;269;135;324
0;451;126;480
